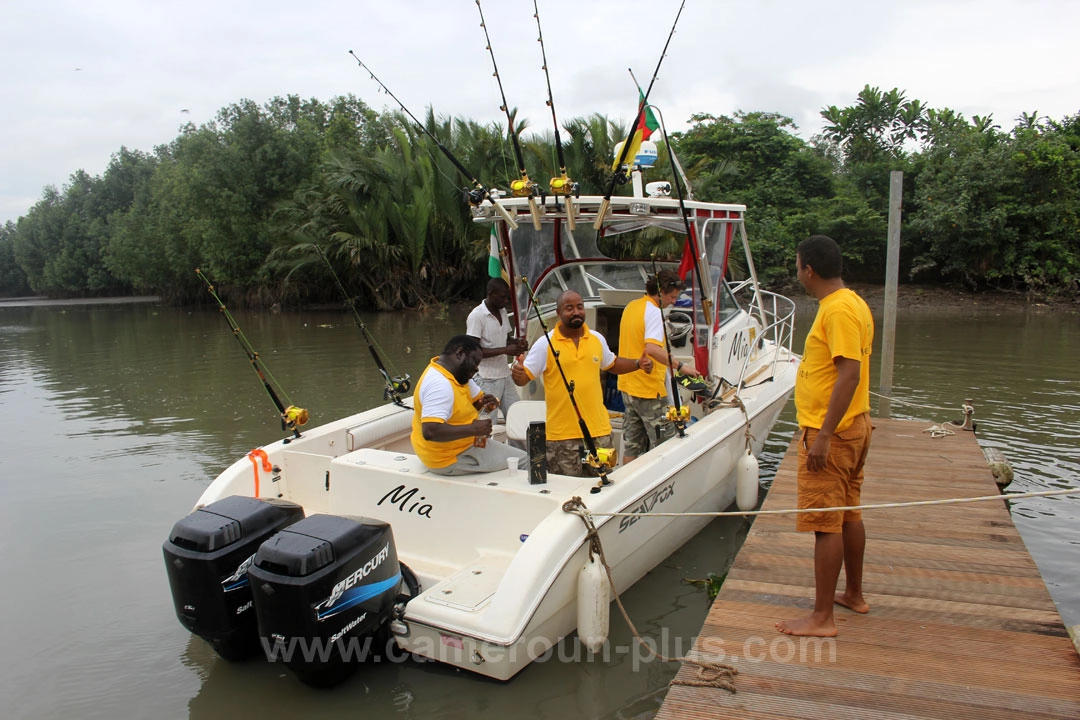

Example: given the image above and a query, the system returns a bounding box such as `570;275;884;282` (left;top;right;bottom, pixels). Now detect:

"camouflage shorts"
621;393;676;458
547;435;615;477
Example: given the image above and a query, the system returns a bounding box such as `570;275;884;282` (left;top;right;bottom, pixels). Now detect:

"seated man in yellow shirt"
510;291;653;477
411;335;526;476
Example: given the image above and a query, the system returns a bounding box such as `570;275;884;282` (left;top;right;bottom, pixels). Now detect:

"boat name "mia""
377;485;434;518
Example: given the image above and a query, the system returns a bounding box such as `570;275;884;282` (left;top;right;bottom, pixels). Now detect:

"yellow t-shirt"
522;324;614;441
795;288;873;432
410;359;482;468
617;294;667;399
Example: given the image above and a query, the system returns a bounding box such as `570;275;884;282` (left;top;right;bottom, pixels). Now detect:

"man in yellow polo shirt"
776;235;874;638
411;335;526;476
510;290;653;477
618;269;703;462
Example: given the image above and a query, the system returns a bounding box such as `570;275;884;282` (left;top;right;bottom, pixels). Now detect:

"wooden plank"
656;417;1080;720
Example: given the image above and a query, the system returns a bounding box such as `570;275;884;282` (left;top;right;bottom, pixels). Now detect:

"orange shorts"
796;413;872;533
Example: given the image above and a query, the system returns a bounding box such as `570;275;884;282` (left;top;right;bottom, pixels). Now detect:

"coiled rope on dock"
562;497;739;693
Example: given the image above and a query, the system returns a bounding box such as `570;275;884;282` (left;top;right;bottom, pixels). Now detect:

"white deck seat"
504;401;546;443
346;409;414;451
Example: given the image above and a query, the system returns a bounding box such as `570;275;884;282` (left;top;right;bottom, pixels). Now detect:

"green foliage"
685;571;728;602
821;85;927;164
908;112;1080;294
0;221;32;296
4;87;1077;305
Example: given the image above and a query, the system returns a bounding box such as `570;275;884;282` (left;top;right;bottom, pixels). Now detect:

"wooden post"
879;171;902;418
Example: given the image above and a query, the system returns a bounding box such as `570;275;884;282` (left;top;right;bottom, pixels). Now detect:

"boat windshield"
506;212;745;330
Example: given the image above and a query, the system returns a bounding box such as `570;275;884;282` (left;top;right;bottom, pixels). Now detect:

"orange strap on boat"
247;449;272;497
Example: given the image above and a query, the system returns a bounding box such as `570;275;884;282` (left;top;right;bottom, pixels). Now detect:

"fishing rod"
311;243;412;409
520;277;613;493
475;0;544;231
648;102;715;322
348;50;519;231
532;0;578;230
651;260;689;439
593;0;686;231
195;269;308;439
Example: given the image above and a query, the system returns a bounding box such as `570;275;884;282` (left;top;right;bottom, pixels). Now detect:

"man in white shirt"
466;278;527;422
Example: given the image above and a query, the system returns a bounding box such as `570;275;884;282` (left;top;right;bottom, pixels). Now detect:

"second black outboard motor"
163;496;305;660
248;514;402;688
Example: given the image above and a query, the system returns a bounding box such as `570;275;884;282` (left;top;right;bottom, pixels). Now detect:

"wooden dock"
656;417;1080;720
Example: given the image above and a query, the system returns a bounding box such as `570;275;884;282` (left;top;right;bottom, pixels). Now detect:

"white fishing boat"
164;168;799;685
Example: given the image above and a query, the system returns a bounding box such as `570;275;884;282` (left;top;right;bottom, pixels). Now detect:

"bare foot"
775;615;837;637
834;592;869;614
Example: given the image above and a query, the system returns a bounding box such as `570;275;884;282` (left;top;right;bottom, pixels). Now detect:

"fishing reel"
548;176;579;197
581;445;617;471
282;405;310;430
510;178;542;199
464;187;492;207
665;405;690;424
385;374;411;400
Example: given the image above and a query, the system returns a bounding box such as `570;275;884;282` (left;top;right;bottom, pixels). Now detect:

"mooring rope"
582;487;1079;521
559;485;1078;693
562;497;739;693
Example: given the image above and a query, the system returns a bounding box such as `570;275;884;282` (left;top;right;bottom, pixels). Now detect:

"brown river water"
0;298;1076;719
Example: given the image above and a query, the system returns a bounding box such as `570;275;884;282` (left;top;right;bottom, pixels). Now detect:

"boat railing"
728;286;797;393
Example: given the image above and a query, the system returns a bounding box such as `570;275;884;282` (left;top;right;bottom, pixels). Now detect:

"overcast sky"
3;0;1078;225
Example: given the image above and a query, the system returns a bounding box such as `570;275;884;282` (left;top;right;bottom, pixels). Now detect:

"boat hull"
190;348;795;680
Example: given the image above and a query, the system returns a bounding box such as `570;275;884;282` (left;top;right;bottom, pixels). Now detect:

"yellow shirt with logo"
795;288;874;432
410;358;482;468
521;324;614;441
617;294;667;399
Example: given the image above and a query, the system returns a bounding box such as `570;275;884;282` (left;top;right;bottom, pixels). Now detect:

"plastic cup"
507;457;519;475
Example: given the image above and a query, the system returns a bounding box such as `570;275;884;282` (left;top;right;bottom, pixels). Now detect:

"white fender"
736;451;759;511
577;556;609;654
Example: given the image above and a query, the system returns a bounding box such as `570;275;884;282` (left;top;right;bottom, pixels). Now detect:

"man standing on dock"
777;235;874;638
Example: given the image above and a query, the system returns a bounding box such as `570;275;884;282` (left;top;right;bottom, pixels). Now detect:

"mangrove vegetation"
2;86;1078;307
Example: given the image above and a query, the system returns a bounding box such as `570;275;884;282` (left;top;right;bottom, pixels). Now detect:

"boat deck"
656;417;1080;720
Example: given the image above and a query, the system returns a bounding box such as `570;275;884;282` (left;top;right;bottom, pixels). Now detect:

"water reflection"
0;301;1076;720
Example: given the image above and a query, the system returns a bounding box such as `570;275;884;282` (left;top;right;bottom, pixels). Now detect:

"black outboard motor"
249;514;402;688
163;496;304;660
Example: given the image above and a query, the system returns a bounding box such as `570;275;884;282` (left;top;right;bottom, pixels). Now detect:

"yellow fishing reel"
666;405;691;423
282;405;310;429
548;175;578;197
510;178;539;198
584;446;618;470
